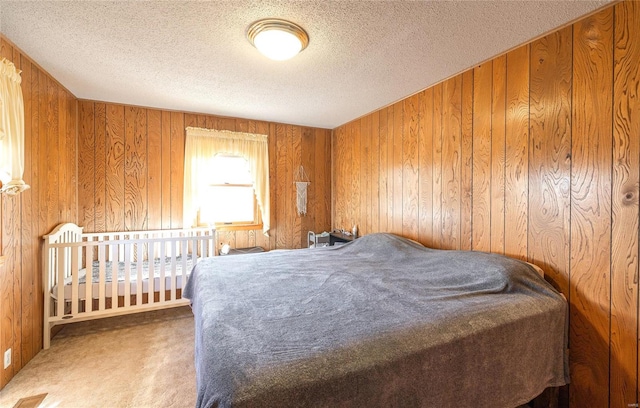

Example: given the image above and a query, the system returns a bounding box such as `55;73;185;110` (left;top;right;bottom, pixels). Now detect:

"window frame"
195;154;263;231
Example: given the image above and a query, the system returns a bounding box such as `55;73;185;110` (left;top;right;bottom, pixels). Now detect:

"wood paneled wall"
0;36;77;388
77;101;332;252
333;2;639;407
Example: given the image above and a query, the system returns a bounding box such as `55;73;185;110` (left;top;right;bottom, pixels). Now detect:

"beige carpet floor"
0;307;196;408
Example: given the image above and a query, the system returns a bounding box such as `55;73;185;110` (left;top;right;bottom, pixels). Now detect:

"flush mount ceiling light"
247;19;309;61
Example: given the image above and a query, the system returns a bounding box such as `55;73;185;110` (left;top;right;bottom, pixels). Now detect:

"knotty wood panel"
124;107;147;231
612;1;640;407
491;55;506;255
441;76;462;250
332;4;639;406
571;8;613;407
504;46;529;261
105;104;125;232
146;109;162;230
472;63;492;252
418;90;433;247
529;26;573;302
378;107;389;233
460;71;473;251
0;35;77;389
402;94;419;241
432;85;443;247
360;115;371;235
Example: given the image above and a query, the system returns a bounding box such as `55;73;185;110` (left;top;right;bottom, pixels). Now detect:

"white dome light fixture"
247;19;309;61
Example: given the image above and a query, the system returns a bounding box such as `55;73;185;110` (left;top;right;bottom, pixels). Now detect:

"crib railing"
43;223;215;349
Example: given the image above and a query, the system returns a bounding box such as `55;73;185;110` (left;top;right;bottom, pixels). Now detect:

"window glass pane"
210;155;252;184
200;185;255;223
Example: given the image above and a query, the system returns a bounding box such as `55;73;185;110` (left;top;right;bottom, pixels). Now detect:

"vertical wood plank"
432;84;443;248
460;70;473;251
351;120;361;234
441;76;462;250
572;9;614;408
392;102;403;235
491;55;506;255
93;103;106;233
300;127;315;246
161;111;172;230
313;129;329;233
361;116;371;236
30;62;41;356
505;45;530;260
529;27;573;305
387;106;395;233
418;89;434;247
105;104;125;232
147;109;162;230
612;2;640;407
170;112;184;229
402;94;419;241
472;63;492;253
291;125;302;248
19;53;34;365
124;107;147;231
378;107;389;233
268;123;277;250
275;124;288;249
369;112;380;234
46;77;59;234
78;101;95;232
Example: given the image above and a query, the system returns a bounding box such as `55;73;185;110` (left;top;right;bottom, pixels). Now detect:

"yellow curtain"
183;127;270;236
0;58;29;195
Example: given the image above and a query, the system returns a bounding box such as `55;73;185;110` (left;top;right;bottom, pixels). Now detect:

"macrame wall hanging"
294;166;310;216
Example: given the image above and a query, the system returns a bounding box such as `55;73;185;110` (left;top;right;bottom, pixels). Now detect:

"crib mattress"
51;255;197;301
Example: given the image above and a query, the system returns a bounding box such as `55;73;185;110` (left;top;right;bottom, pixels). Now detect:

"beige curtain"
183;127;270;235
0;58;29;195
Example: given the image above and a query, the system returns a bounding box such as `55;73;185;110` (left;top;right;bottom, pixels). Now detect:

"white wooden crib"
43;222;215;349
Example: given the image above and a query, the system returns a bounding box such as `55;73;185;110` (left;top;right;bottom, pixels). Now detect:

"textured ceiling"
0;1;612;129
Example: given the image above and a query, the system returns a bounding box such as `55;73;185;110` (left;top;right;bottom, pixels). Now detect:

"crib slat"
148;241;154;305
136;241;143;304
124;244;131;308
111;244;119;309
98;244;106;311
181;239;188;299
160;241;166;303
57;248;65;318
85;242;92;313
71;246;79;315
171;240;177;301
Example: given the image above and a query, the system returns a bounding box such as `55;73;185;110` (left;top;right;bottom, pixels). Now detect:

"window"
198;155;261;227
183;127;270;235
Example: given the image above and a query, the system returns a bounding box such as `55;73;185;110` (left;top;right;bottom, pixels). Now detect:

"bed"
183;233;569;408
43;222;216;349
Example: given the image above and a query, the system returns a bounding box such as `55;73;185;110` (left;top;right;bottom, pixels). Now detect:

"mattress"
184;233;569;408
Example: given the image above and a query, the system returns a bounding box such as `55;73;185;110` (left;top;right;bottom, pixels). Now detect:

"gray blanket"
184;233;569;408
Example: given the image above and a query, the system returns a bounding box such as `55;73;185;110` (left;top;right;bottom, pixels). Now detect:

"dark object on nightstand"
329;232;354;246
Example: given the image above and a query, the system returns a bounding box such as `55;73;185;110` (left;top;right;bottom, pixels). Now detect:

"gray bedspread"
184;233;569;408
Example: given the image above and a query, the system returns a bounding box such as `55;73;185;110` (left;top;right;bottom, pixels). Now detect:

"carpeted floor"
0;307;196;408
